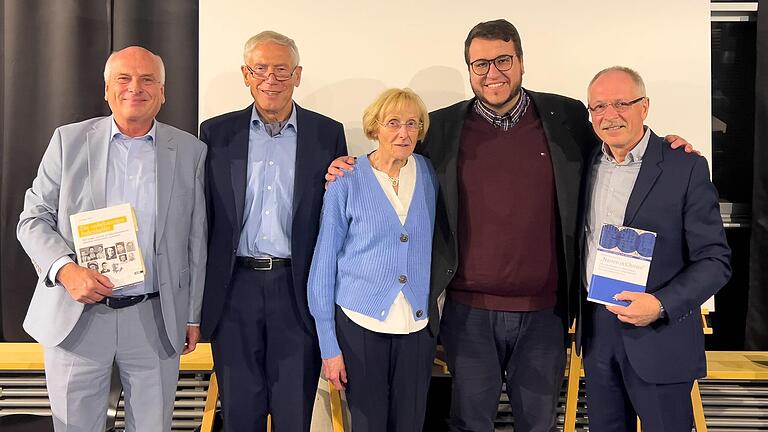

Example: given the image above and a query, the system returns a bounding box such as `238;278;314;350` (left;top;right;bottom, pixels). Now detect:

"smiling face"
467;38;524;115
374;105;421;163
588;70;649;158
104;47;165;136
242;42;302;122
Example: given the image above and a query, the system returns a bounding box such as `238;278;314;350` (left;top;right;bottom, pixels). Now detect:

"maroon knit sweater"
449;104;558;311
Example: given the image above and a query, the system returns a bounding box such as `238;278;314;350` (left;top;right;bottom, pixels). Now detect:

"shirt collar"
473;88;530;129
600;126;650;165
250;102;298;134
109;116;157;144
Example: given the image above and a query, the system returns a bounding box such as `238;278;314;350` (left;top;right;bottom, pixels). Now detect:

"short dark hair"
464;19;523;64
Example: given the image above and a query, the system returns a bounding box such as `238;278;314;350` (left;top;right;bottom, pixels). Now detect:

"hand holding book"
56;262;114;304
605;291;664;327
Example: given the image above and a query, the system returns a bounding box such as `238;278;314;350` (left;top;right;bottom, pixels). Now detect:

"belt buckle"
260;257;273;271
105;297;113;308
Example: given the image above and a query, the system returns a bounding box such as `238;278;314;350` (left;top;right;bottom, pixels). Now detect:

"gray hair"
588;66;646;96
243;31;300;67
103;46;166;84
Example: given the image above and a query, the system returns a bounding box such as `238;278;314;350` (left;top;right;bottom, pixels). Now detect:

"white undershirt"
341;155;428;334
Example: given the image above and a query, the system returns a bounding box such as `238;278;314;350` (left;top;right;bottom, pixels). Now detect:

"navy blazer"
199;104;347;338
583;131;731;384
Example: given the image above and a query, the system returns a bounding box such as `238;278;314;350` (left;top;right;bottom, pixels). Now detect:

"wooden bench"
563;310;768;432
0;342;344;432
4;339;766;431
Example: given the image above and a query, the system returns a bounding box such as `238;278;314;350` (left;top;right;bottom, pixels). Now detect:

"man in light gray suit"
17;46;207;432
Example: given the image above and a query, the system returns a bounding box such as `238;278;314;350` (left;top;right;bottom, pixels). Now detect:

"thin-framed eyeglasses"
469;54;516;76
246;64;297;81
588;97;646;115
378;119;423;131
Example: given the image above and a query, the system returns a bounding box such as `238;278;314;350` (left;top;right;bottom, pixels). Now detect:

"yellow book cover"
69;203;145;289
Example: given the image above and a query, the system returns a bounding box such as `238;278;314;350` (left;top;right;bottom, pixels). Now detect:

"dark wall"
745;0;768;350
0;0;198;341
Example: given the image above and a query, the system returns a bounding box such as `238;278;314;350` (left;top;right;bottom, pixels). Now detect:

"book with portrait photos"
70;203;145;289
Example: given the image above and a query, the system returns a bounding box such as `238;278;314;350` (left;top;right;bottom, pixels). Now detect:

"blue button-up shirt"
237;104;297;259
583;127;651;290
106;118;157;296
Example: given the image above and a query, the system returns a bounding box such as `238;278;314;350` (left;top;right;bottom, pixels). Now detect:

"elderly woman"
308;88;438;431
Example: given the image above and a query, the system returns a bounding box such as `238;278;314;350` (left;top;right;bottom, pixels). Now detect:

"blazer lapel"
624;132;663;226
437;101;469;238
530;91;583;237
155;122;177;244
86;118;111;209
292;105;312;218
230;107;252;231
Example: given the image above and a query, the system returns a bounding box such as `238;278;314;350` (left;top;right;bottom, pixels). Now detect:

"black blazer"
582;132;731;383
417;90;596;335
199;104;347;338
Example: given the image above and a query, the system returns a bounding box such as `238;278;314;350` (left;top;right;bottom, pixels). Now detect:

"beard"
473;82;523;114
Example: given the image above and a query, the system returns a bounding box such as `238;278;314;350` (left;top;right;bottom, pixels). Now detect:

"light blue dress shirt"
583;127;651;290
237;105;298;259
106;118;157;296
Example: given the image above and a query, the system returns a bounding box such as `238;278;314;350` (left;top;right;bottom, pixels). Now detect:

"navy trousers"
440;298;566;432
583;305;694;432
335;306;436;432
211;265;321;432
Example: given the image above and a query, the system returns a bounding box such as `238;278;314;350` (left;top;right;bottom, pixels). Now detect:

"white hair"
588;66;646;96
243;31;300;67
103;46;166;84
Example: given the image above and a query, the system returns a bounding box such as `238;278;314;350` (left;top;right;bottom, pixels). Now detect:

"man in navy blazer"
581;66;731;431
199;31;347;431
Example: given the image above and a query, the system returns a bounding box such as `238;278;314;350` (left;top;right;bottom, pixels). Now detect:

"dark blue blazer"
199;104;347;339
583;130;731;384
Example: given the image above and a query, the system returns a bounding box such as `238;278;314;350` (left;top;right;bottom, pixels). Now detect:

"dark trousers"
211;266;321;432
583;305;694;432
440;298;566;432
335;306;436;432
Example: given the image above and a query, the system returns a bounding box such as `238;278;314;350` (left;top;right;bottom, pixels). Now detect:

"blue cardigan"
308;154;437;358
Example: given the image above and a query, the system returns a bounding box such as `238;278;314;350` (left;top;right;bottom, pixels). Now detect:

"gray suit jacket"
17;116;207;354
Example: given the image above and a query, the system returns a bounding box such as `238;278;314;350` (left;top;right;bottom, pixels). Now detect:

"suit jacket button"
399;275;407;283
416;309;423;318
447;269;453;275
400;233;409;242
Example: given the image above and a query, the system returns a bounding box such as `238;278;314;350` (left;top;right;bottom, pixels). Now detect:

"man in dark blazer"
581;66;731;431
416;20;594;431
199;31;347;431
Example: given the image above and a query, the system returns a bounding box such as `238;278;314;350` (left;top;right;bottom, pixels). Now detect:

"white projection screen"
199;0;711;160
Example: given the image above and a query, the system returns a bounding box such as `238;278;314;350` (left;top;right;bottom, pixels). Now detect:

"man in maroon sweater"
329;19;690;432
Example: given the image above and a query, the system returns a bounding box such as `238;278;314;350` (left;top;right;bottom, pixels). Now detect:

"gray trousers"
43;296;180;432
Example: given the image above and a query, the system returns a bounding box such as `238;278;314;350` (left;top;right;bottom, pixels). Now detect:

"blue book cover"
587;224;656;307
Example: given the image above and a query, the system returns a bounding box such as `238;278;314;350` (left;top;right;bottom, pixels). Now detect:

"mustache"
600;120;626;129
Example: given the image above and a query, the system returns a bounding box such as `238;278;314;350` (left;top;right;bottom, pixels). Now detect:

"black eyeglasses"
469;54;516;76
246;64;297;81
588;97;646;115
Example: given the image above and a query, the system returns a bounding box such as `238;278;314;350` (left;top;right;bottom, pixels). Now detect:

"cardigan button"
416;309;423;318
400;233;409;242
399;275;407;283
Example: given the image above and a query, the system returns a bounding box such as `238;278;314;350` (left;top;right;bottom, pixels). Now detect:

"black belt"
236;256;291;271
98;292;159;309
